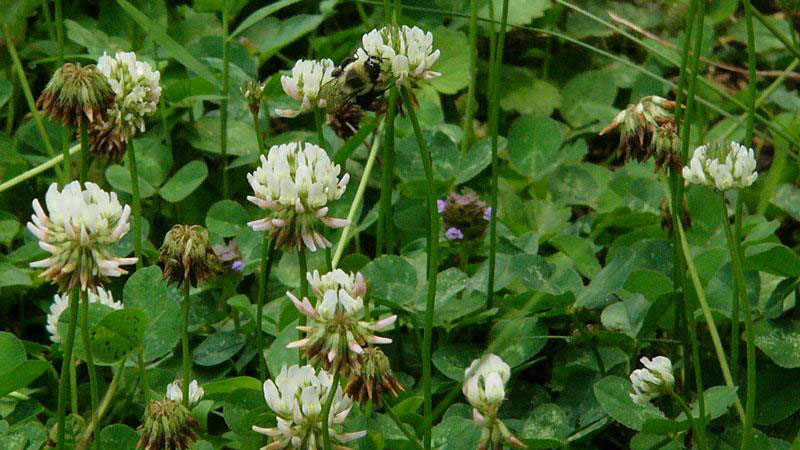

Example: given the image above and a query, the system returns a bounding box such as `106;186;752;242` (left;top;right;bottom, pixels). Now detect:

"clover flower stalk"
462;354;525;450
287;269;396;375
276;59;335;118
47;286;122;343
94;51;161;272
358;25;441;88
252;364;366;450
137;391;200;450
159;224;220;407
28;181;136;449
682;141;758;191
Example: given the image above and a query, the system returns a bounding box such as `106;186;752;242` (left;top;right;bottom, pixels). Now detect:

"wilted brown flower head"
328;102;363;139
136;398;199;450
159;224;221;286
36;63;113;127
600;95;680;172
438;189;491;242
345;347;404;406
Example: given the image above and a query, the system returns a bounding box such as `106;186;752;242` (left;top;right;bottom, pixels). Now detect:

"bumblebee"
321;54;385;114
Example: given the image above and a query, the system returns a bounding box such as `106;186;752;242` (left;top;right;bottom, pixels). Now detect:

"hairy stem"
56;287;79;450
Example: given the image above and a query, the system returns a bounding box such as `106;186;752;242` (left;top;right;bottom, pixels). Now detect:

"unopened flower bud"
242;79;266;117
136;398;199;450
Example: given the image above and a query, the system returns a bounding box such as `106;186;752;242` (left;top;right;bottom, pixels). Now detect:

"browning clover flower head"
159;224;222;287
600;95;679;172
27;181;137;291
463;354;526;450
47;286;122;343
242;79;266;116
90;51;161;159
287;269;396;375
36;63;113;127
328;102;363;139
344;347;404;406
357;25;441;87
276;59;335;118
252;364;366;450
246;142;350;252
682;141;758;191
438;189;490;241
136;398;199;450
629;356;674;406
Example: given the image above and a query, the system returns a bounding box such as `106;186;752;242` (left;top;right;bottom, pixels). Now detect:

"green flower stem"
0;144;80;193
251;108;266;156
674;217;746;422
181;281;191;407
56;287;79;450
256;237;275;380
376;88;398;256
298;248;308;354
719;193;756;449
220;2;231;199
386;405;426;450
75;360;125;450
80;289;99;417
315;107;328;150
69;356;78;413
80;116;89;182
400;88;439;450
460;0;480;155
331;118;386;269
127;139;144;269
669;391;709;450
486;0;509;310
320;370;340;450
3;23;63;183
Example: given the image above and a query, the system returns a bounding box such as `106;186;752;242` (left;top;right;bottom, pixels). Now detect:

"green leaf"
429;27;469;94
755;365;800;426
362;255;418;307
550;234;601;278
224;388;267;435
115;0;217;84
90;308;148;363
191;115;258;156
0;332;49;398
593;375;664;430
500;66;561;116
507;115;563;179
456;137;500;184
600;294;650;338
521;403;570;448
267;320;300;377
159;160;209;203
0;79;12;110
193;331;246;366
432;344;482;381
432;415;481;450
105;164;158;199
772;183;800;221
202;376;262;400
206;200;249;238
490;316;548;367
0;263;31;288
123;266;181;362
746;243;800;277
396;131;459;183
754;319;800;368
575;248;636;309
96;424;139;450
229;0;302;39
560;70;618;131
481;0;552;27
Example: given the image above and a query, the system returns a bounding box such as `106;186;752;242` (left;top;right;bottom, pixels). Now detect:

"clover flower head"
27;181;137;291
90;51;161;159
166;379;204;408
600;95;680;171
47;286;122;343
246;142;350;252
36;62;113;127
357;25;441;87
159;224;222;286
439;190;490;241
344;347;404;406
252;364;366;450
276;59;335;118
137;398;199;450
629;356;674;406
682;141;758;191
287;269;396;374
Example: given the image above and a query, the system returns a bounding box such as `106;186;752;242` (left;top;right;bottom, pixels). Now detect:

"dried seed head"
136;398;199;450
344;347;404;406
159;224;222;286
36;63;113;127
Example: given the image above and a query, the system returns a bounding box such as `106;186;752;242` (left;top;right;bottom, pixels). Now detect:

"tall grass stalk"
460;0;480;155
400;88;439;450
220;2;231;199
0;144;80;193
55;287;79;450
127;140;143;268
670;391;709;450
486;0;508;309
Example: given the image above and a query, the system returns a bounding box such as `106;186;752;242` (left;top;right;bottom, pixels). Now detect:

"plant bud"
159;224;222;287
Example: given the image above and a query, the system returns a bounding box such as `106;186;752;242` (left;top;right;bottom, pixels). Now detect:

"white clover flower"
276;59;335;118
630;356;674;406
287;269;396;374
682;141;758;191
96;51;161;135
46;286;122;343
28;181;137;291
166;379;204;408
246;142;350;252
357;25;441;87
252;364;366;450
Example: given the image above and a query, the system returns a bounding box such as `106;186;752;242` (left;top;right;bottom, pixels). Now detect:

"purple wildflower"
437;199;446;214
483;207;492;221
445;227;464;241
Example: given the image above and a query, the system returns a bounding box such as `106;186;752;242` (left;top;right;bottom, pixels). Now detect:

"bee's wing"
319;77;356;113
